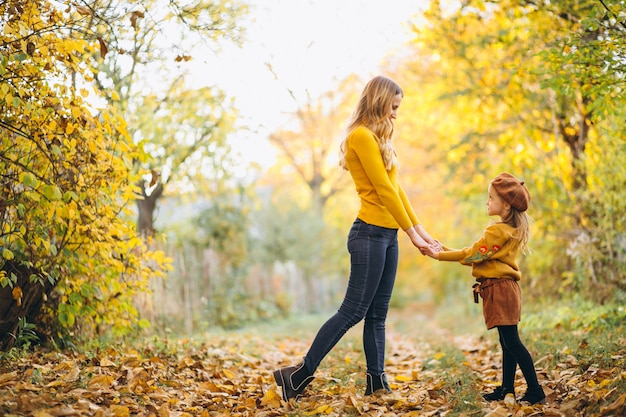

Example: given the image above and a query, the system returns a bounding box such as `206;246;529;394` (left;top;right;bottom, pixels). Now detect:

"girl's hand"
423;244;440;259
430;239;443;252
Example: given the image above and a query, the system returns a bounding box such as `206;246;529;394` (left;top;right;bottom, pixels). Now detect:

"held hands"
406;228;429;252
406;225;444;257
422;241;442;259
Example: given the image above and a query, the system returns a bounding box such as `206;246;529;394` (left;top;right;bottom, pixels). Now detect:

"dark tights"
497;325;540;390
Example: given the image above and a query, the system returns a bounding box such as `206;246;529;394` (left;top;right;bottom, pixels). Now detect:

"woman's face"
389;93;402;121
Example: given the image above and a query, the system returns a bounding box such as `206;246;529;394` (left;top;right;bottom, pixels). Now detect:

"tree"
400;0;625;300
255;76;364;313
132;78;238;236
0;0;169;349
266;76;360;212
77;0;247;236
536;0;626;293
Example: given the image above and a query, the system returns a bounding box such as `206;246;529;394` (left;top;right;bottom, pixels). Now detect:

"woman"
273;75;439;401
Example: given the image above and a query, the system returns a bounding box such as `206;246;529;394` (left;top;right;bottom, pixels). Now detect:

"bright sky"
191;0;428;171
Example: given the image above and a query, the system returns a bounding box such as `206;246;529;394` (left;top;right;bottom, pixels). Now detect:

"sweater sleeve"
438;224;511;265
352;131;414;230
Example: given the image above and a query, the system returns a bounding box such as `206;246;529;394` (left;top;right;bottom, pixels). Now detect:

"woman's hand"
430;239;443;252
422;244;441;259
405;227;429;253
412;225;442;254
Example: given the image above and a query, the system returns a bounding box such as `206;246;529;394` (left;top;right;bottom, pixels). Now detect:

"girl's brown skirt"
477;278;521;330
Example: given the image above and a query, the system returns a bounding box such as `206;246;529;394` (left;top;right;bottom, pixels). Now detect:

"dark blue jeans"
303;218;399;376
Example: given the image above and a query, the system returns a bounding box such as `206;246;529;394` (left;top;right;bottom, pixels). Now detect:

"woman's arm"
414;224;442;253
404;226;429;250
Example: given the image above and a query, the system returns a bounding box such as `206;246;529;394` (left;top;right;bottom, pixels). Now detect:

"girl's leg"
498;327;518;391
498;325;545;404
482;326;516;400
498;325;540;389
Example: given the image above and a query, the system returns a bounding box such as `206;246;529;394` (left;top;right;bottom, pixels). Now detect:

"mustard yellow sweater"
438;223;522;281
344;126;419;230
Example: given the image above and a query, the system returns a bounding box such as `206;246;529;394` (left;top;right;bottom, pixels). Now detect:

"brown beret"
491;173;531;212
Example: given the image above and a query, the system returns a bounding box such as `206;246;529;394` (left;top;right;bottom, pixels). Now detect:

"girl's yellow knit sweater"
344;126;419;231
438;223;522;281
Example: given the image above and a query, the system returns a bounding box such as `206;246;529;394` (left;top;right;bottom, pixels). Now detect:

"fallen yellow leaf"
222;369;237;379
88;374;114;388
110;404;130;417
99;358;116;367
260;389;281;408
32;411;55;417
63;367;80;382
306;404;332;415
347;394;363;413
485;405;509;417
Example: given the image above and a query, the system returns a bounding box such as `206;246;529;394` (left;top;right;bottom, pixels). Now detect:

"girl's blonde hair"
501;207;530;255
339;76;402;171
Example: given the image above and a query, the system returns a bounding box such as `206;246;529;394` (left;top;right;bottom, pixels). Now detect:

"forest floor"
0;301;624;416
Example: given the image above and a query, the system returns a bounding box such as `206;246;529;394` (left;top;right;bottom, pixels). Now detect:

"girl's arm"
438;224;510;264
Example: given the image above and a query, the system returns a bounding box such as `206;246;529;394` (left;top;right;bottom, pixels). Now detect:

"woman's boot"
273;361;315;401
365;372;392;395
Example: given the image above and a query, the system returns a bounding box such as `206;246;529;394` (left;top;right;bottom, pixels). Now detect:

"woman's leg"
303;219;396;373
363;235;398;376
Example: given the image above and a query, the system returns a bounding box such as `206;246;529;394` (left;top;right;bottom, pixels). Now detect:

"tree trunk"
137;180;164;237
0;261;54;350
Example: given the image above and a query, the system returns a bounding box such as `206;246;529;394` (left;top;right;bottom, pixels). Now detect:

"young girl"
272;76;438;401
424;173;546;405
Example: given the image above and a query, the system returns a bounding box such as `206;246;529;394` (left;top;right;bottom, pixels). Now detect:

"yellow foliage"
0;0;170;341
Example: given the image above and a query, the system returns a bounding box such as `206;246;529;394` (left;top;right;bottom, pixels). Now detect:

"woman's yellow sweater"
438;223;522;281
344;126;419;230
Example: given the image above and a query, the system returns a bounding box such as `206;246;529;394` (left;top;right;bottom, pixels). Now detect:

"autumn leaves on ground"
1;302;625;417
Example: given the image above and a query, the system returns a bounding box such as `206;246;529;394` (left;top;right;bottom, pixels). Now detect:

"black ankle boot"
273;361;315;401
482;386;515;401
519;385;546;405
365;372;392;395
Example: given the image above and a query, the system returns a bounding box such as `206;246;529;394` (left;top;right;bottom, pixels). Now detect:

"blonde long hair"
501;208;530;255
339;76;402;171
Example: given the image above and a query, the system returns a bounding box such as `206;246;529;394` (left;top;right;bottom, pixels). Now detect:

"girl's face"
389;93;402;121
487;184;510;217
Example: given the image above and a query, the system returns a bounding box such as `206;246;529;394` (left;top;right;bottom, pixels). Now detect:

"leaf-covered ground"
1;309;624;417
